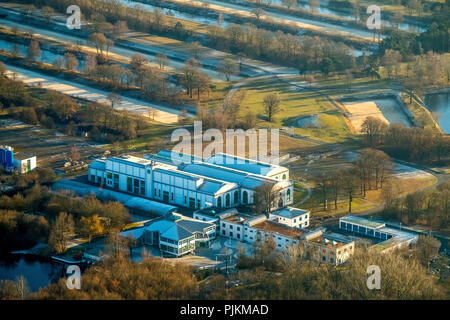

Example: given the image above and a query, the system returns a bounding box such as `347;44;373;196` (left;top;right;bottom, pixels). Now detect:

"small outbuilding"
14;152;37;174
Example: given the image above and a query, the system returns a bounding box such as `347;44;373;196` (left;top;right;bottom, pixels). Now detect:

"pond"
0;254;64;293
425;93;450;134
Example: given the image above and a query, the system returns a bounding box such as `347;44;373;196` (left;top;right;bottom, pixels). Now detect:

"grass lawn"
400;93;442;133
236;77;355;143
301;186;377;218
199;81;234;111
111;123;176;154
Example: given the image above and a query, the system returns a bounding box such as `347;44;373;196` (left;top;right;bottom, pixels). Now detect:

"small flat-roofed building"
304;229;355;265
269;207;310;229
13;152;36;174
193;207;237;226
339;215;418;253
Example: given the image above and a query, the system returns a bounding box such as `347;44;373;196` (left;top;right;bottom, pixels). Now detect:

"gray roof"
154;167;200;181
109;155;152;168
156;151;286;184
379;227;418;241
177;219;213;233
156;150;204;164
323;232;354;244
273;207;309;219
145;217;214;241
197;180;228;194
14;152;35;160
89;160;105;170
206;153;286;176
340;215;385;229
182;163;275;190
154;166;235;195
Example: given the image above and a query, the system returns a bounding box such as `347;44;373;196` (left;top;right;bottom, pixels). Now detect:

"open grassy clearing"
106;123;177;154
364;174;438;203
401;94;442;132
199;81;234;111
280;74;446;134
234;77;356;143
286;148;440;219
115;121;322;161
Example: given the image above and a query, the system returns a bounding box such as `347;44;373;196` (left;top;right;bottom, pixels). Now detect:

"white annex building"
88;150;294;210
13;152;37;174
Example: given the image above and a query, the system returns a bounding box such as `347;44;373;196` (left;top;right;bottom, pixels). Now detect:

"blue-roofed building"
121;214;216;257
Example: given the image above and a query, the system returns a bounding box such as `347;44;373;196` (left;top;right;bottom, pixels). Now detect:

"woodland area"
0;240;445;300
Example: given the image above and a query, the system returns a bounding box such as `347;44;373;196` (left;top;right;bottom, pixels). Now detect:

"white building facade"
219;213;304;250
269;207;310;229
13;153;37;174
88;151;294;210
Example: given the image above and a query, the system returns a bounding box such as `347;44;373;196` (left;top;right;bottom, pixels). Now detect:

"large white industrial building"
88;150;294;210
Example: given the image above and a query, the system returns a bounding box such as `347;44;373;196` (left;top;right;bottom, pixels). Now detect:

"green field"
235;77;356;143
111;123;176;154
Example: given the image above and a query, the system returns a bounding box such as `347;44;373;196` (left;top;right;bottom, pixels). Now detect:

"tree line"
361;117;450;164
0;68;150;143
382;182;450;232
0;180;131;254
5;29;190;106
380;21;449;55
312;148;392;213
3;241;445;299
18;0;357;74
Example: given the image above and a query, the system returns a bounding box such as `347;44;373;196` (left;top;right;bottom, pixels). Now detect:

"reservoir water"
0;254;63;293
425;93;450;134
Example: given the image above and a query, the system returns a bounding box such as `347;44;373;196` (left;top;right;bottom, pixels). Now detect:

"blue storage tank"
5;148;13;169
0;147;5;167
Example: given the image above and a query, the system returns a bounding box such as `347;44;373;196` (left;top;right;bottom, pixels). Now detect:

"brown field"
0;118;103;168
